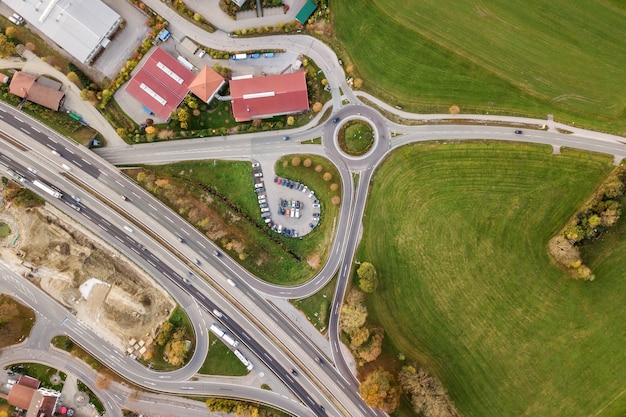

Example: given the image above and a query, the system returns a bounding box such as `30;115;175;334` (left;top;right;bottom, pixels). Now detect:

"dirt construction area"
0;202;175;351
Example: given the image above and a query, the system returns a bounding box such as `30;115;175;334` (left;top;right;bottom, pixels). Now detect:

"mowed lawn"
334;0;626;133
359;143;626;417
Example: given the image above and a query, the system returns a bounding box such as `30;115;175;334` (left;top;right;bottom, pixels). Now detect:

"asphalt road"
2;1;626;415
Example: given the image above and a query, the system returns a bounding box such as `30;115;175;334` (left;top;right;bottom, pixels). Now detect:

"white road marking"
81;158;91;165
64;147;75;155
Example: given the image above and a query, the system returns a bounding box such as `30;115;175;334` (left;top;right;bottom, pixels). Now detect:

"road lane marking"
48;136;57;143
148;203;158;211
115;180;125;187
81;158;91;165
20;128;30;134
14;116;23;123
32;127;40;133
196;241;206;249
131;191;141;199
64;147;75;155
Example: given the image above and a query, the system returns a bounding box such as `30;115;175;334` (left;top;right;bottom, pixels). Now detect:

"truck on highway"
234;349;254;371
209;323;239;348
32;179;62;198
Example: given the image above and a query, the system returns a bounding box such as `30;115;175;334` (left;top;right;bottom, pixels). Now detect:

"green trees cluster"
549;165;626;280
356;262;378;293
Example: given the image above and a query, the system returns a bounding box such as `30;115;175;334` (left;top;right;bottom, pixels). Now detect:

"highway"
2;1;626;415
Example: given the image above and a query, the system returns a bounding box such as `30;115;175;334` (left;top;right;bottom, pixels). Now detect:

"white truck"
32;180;62;198
209;323;239;348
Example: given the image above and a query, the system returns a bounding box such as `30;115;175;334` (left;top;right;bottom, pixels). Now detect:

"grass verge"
358;142;624;417
199;333;248;376
124;155;341;284
291;274;336;332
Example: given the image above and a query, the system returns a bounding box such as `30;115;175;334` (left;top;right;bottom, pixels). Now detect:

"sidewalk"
0;51;127;148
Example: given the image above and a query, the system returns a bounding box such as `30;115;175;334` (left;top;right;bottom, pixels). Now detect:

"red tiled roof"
8;384;35;409
9;72;65;111
18;375;40;389
189;66;225;103
125;47;195;121
230;71;309;122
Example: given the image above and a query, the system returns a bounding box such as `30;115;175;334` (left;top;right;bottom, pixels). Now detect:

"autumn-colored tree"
358;327;384;362
66;72;80;85
399;365;460;417
193;13;202;21
322;172;332;181
0;34;16;58
349;326;370;348
449;105;460;115
286;116;295;126
353;78;363;88
165;339;188;366
145;125;158;135
357;262;378;293
359;368;401;413
25;42;35;52
156;321;174;346
340;298;367;331
312;102;323;112
4;26;17;38
292;157;301;166
303;158;312;167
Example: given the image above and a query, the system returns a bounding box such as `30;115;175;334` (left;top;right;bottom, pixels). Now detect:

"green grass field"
334;0;626;134
199;333;248;376
358;142;626;417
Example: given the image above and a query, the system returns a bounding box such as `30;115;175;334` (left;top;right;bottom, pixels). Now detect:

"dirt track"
0;202;175;351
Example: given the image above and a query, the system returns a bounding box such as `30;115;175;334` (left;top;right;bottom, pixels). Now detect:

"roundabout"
337;118;376;157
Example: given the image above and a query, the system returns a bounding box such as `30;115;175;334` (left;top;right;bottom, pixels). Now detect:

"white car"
254;172;263;178
27;167;38;175
252;162;260;168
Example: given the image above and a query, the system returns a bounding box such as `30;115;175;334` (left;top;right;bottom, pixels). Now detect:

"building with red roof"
125;48;196;121
189;66;225;104
230;72;309;122
6;375;60;417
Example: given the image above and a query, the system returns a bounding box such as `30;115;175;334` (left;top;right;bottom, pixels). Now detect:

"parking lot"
251;163;320;238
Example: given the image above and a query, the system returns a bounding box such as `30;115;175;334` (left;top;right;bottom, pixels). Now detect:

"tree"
358;327;384;362
340;300;367;331
4;26;17;38
165;339;188;366
66;72;80;84
156;321;174;346
359;368;401;413
449;105;460;115
349;326;370;348
357;262;378;293
0;34;16;58
399;365;460;417
312;102;323;112
286;116;295;126
145;125;157;135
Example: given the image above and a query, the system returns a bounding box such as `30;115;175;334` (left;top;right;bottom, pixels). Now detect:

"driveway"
96;0;152;78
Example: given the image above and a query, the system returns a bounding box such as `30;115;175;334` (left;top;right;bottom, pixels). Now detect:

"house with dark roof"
229;71;309;122
125;48;196;121
189;66;225;104
9;72;65;111
6;375;60;417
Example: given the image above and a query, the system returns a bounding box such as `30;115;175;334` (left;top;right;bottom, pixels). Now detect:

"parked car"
252;162;260;168
254;172;263;178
